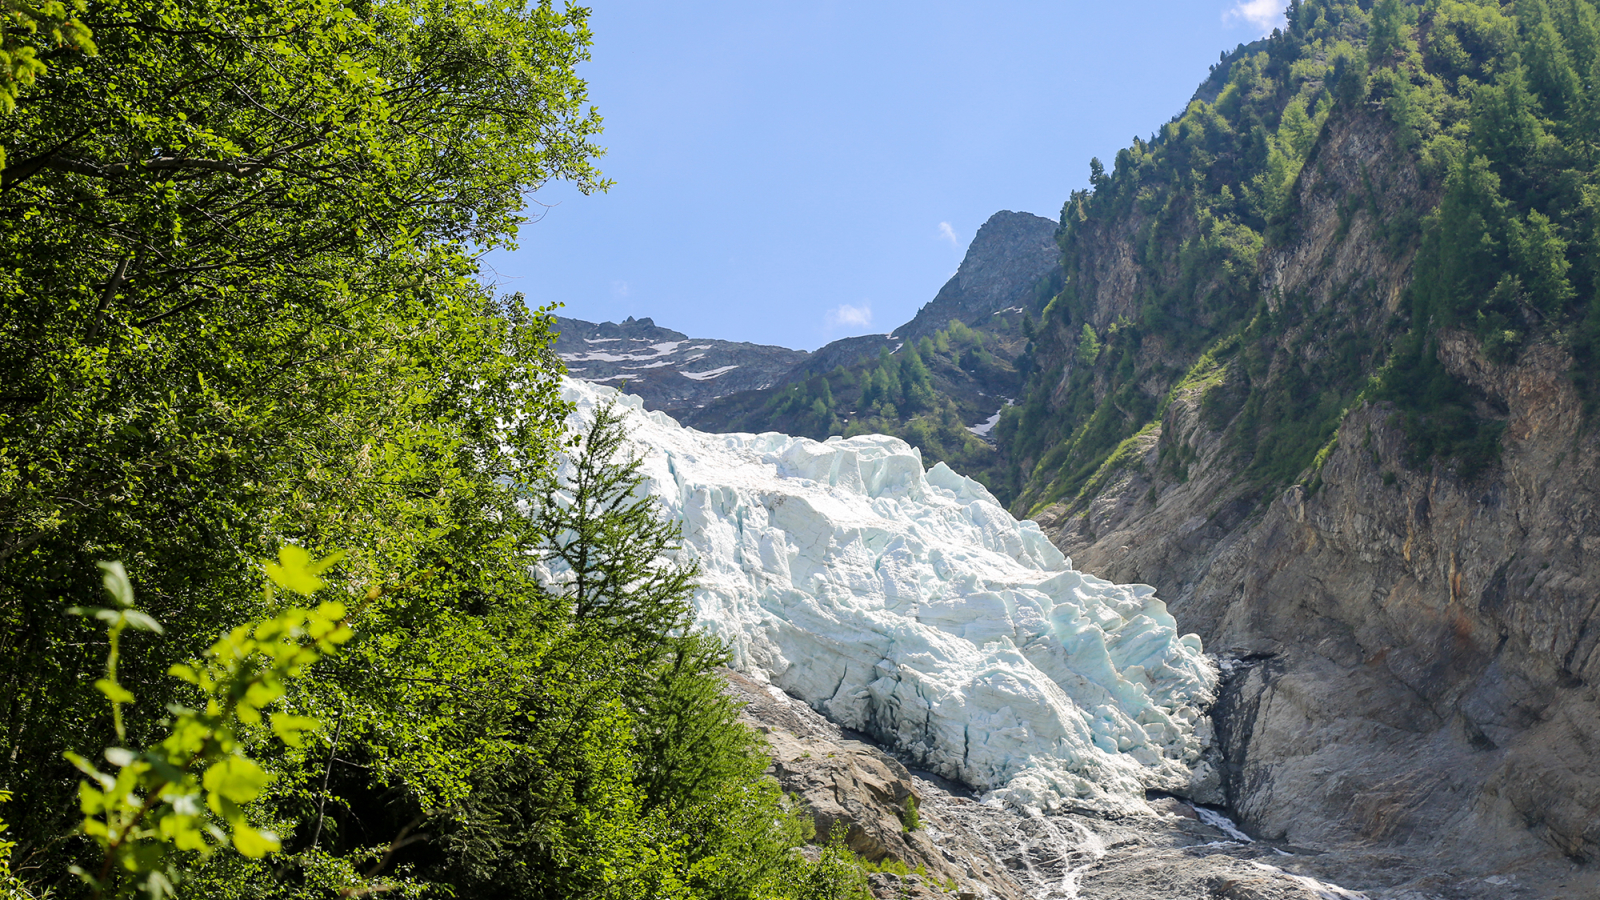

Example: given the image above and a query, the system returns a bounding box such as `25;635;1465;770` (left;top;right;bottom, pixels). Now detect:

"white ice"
1195;807;1253;842
556;379;1219;815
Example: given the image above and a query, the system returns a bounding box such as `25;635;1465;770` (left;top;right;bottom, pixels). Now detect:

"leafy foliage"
0;0;93;124
0;1;891;897
0;0;593;884
66;550;352;899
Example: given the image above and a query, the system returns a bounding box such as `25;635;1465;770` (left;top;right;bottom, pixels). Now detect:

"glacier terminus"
558;379;1220;815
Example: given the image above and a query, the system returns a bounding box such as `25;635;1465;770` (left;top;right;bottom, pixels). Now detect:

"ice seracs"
557;378;1219;815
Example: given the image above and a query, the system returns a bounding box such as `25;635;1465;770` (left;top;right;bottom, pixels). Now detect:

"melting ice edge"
557;379;1221;815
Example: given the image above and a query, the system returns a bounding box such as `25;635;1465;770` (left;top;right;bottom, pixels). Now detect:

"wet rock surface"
727;669;1426;900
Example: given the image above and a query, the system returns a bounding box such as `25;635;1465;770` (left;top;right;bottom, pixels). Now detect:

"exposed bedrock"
724;668;1386;900
1036;104;1600;896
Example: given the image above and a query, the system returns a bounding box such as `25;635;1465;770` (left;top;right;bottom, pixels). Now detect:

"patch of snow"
554;379;1219;816
1195;808;1253;842
681;365;740;381
583;337;621;343
562;340;692;364
1249;862;1368;899
967;399;1012;438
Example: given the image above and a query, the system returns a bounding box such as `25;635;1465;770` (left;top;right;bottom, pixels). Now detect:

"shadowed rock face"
1029;105;1600;896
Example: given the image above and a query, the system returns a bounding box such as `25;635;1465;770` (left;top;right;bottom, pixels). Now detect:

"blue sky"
483;1;1288;351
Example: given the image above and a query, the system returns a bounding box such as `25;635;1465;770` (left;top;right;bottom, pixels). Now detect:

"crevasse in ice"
558;379;1218;814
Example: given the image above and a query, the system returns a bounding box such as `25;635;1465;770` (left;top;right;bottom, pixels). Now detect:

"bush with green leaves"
64;552;351;899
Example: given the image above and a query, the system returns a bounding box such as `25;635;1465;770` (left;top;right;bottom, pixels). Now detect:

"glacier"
558;379;1219;814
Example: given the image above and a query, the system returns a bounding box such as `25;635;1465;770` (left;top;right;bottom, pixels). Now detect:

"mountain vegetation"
694;0;1596;524
701;318;1026;485
682;282;1059;504
8;0;1595;893
0;2;874;897
1002;0;1600;515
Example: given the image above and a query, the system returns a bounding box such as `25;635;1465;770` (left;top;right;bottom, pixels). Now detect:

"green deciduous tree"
0;0;601;890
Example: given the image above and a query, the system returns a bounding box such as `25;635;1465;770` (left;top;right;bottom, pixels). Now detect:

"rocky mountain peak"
899;210;1060;340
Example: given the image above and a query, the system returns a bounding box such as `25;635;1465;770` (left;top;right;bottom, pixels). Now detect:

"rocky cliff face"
1029;104;1600;900
682;209;1059;452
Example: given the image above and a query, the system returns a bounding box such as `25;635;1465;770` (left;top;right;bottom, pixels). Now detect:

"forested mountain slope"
987;0;1600;889
683;210;1062;495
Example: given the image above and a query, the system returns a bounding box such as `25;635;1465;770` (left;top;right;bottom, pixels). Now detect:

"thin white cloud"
611;280;631;298
825;303;873;330
937;222;959;248
1224;0;1285;35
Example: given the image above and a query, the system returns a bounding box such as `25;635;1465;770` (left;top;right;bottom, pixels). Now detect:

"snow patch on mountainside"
559;378;1218;815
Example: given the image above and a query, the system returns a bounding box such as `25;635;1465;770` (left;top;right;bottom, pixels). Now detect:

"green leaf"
269;713;320;747
121;609;164;634
95;678;135;704
202;756;269;804
264;545;340;595
97;561;134;608
229;823;280;858
76;781;107;815
140;868;175;899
